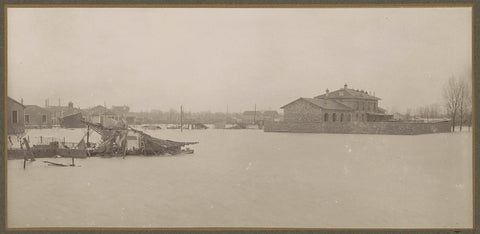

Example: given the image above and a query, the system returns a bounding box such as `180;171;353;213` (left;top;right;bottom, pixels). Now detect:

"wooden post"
23;156;26;169
86;125;90;147
40;136;43;144
71;156;75;166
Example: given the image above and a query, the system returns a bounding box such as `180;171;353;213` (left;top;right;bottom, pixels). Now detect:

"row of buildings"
6;96;282;134
6;97;132;134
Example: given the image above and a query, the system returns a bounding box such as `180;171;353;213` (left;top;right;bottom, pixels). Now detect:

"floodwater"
7;128;473;228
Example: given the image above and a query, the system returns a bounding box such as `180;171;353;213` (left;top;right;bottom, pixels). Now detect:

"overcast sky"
7;7;471;113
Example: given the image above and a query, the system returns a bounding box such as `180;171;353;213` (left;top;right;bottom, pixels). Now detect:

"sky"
7;7;472;113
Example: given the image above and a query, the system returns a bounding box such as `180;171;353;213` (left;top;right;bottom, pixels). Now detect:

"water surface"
7;129;472;228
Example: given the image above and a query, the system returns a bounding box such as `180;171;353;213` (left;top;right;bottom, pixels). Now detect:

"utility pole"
180;105;183;132
253;104;257;124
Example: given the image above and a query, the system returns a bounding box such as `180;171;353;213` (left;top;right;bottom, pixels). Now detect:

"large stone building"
281;84;392;123
7;97;25;134
266;84;450;135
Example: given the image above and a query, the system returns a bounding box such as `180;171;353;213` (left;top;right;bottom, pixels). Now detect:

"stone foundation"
264;120;451;135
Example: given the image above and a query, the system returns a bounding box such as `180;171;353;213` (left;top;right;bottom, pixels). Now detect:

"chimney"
68;102;73;109
325;88;329;98
21;98;23;104
344;83;348;89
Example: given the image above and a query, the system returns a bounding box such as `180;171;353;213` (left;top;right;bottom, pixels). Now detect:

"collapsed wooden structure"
83;121;198;156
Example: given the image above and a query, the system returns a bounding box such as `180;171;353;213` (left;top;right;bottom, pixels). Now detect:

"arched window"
324;113;329;122
362;114;365;121
332;113;337;122
340;113;344;122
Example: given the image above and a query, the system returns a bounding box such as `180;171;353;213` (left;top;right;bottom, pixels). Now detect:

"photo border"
1;0;477;233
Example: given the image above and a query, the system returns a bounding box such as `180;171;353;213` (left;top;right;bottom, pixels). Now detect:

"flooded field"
7;128;472;228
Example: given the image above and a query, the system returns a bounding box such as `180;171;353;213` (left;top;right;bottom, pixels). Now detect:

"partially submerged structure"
84;121;197;156
7;121;198;160
265;84;450;135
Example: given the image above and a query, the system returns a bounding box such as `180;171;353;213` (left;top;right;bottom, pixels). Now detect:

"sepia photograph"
4;5;474;230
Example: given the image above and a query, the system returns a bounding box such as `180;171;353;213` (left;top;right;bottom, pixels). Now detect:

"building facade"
281;84;392;123
24;105;52;128
7;97;25;134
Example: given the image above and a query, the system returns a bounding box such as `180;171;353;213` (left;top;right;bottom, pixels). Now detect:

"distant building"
7;97;25;134
24;105;52;128
61;112;85;128
282;84;392;123
263;110;280;121
46;101;83;125
125;116;136;125
112;105;130;115
242;111;262;123
85;105;120;126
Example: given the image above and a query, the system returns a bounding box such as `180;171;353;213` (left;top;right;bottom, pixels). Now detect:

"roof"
281;97;353;111
25;105;50;113
263;110;279;116
314;87;381;100
243;111;260;116
86;105;117;116
7;97;25;108
46;106;84;116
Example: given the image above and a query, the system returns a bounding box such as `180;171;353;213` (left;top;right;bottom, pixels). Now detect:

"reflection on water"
7;129;472;228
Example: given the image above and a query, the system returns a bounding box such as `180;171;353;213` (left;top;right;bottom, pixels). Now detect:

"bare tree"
457;77;471;131
461;76;473;131
443;76;462;132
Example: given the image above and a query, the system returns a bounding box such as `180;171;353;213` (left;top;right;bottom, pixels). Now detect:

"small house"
24;105;52;128
7;97;25;134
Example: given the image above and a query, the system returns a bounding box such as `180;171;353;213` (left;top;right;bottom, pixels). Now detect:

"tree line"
443;75;472;132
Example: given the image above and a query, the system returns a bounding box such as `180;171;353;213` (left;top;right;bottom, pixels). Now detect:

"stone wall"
284;101;324;122
264;120;451;135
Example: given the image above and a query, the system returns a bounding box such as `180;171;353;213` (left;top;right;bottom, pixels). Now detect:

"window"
355;113;359;121
340;113;344;122
332;113;337;122
324;113;329;122
25;115;29;123
12;111;18;123
42;115;47;123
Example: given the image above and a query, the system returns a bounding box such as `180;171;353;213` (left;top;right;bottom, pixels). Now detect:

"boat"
142;125;162;130
166;125;181;129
